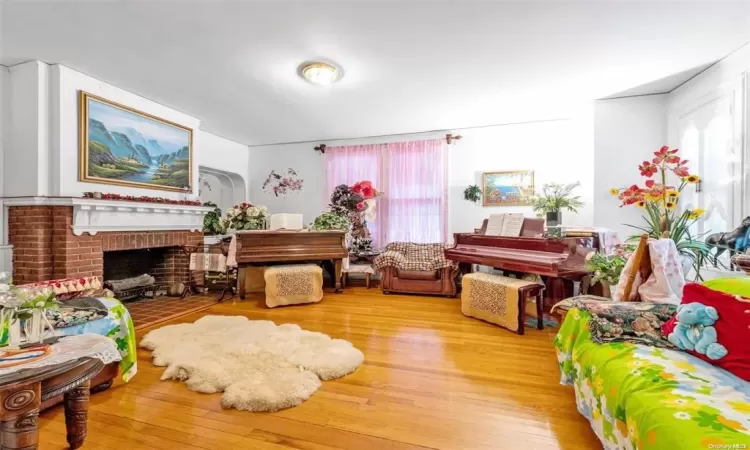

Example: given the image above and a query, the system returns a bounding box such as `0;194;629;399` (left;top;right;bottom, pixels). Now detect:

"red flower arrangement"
609;146;709;276
82;192;202;206
350;180;380;211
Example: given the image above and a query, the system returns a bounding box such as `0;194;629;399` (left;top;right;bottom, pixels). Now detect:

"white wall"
3;62;250;203
250;106;596;239
197;131;250;212
5;61;48;197
593;95;668;238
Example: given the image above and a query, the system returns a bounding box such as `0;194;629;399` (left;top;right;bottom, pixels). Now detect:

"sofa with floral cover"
373;242;459;297
554;298;750;450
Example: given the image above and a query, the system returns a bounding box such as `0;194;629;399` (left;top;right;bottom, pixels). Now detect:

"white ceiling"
2;1;749;146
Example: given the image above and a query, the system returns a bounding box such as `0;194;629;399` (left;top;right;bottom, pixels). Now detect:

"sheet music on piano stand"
485;213;524;237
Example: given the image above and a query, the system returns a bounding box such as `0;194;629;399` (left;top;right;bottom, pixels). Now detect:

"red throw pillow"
662;282;750;381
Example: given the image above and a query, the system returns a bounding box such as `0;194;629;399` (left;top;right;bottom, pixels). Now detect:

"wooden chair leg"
536;291;544;330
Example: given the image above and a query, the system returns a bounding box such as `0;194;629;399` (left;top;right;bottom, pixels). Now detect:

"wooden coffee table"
0;357;104;449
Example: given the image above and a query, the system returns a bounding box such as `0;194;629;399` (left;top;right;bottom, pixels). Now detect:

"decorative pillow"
703;277;750;298
662;282;750;381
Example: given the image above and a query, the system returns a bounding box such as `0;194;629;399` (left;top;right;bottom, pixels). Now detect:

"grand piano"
445;218;597;307
234;230;348;299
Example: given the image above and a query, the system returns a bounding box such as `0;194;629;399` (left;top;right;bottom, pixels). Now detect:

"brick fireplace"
7;203;205;286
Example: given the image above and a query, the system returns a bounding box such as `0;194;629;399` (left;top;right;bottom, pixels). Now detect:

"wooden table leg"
334;259;343;293
64;381;90;450
0;384;41;450
238;266;247;300
365;273;371;289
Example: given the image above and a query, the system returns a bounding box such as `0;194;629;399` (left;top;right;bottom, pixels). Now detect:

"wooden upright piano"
445;218;596;307
234;230;348;299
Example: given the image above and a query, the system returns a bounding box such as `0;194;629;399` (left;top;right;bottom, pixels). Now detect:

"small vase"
546;211;562;227
8;320;21;349
23;310;46;344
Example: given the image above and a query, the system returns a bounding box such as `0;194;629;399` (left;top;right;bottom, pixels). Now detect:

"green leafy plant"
463;185;482;203
15;291;60;321
310;212;350;231
585;252;629;285
202;201;225;235
531;182;584;215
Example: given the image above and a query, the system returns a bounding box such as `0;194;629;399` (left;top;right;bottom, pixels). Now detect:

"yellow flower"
684;174;701;183
666;189;680;198
665;201;676;210
689;208;705;220
636;201;645;208
609;188;619;196
645;193;661;202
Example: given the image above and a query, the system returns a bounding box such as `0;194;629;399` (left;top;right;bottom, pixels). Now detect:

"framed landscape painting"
79;91;193;192
482;170;535;206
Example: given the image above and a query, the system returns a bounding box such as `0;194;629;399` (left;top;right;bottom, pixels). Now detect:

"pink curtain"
325;138;448;246
325;144;386;246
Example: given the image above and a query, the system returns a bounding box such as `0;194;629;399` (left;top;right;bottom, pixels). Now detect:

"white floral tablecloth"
0;334;121;376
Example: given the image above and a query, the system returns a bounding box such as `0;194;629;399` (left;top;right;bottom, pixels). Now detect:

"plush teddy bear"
667;302;728;360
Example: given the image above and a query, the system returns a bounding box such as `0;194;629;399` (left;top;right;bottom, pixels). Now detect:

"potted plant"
584;245;633;297
221;202;269;232
202;202;225;235
310;212;350;231
610;145;710;278
531;182;584;226
463;185;482;203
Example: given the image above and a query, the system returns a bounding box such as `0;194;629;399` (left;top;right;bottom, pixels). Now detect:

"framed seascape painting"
482;170;535;206
79;91;193;192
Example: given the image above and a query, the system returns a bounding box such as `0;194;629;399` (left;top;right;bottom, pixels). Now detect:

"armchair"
373;243;459;297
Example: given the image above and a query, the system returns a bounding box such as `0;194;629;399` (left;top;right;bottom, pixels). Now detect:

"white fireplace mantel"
3;197;214;235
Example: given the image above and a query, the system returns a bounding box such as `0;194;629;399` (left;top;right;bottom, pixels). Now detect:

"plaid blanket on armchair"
373;242;458;272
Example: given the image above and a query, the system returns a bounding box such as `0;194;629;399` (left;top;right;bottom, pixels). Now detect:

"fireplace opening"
103;247;181;300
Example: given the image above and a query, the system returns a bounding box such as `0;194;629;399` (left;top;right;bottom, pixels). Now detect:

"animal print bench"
264;264;323;308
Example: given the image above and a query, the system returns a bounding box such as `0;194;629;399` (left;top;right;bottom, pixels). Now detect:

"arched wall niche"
198;166;247;213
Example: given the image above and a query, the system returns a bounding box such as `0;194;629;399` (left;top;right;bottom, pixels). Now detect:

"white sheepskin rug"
139;315;364;412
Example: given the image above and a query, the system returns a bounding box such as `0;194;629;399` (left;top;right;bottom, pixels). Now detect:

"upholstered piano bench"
461;272;544;335
264;264;324;308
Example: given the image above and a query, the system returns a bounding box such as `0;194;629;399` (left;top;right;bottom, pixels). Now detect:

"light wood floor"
39;288;602;450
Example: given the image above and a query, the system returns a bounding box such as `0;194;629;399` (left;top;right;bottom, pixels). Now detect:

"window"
676;87;742;269
325;139;448;246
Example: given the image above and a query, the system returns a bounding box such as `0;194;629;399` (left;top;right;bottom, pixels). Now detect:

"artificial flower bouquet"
329;180;382;216
262;168;304;197
610;145;710;276
221;202;269;231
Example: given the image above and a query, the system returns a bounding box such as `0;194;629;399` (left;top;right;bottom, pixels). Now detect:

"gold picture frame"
79;91;193;192
482;170;535;206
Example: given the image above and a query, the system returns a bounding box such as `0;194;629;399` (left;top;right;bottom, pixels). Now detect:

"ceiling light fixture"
300;62;339;85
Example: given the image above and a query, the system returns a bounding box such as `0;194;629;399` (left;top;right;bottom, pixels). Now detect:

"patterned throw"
461;272;539;332
555;308;750;449
264;265;323;308
373;242;457;272
54;297;138;382
561;298;677;348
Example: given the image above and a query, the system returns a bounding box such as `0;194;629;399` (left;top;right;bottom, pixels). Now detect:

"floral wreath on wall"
262;168;304;197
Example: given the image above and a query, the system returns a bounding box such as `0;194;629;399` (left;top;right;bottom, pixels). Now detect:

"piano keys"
234;230;348;299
